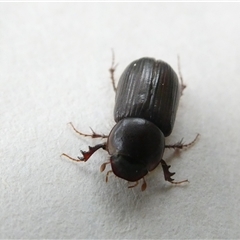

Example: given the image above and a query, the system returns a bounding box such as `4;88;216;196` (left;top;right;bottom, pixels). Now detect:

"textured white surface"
1;3;240;239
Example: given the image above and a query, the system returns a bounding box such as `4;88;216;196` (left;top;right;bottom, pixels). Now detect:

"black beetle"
62;54;199;191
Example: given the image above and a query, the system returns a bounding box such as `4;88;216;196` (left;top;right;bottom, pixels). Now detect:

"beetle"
62;53;199;191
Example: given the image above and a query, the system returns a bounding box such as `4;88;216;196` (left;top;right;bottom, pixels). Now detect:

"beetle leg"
165;133;199;150
68;122;108;138
177;55;186;95
160;159;175;182
61;143;106;162
160;159;189;184
79;143;107;161
109;49;118;92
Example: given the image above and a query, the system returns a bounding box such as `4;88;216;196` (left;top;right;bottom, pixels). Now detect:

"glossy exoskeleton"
62;55;199;191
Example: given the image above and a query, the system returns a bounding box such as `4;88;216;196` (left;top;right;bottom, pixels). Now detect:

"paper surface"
1;3;240;238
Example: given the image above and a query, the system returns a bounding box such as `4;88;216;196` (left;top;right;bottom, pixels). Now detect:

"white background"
1;3;240;239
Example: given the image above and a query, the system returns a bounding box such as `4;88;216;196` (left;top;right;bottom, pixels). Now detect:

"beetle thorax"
107;118;165;181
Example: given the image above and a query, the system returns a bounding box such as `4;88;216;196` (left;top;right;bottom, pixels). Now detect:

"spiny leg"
163;134;199;184
61;143;106;162
109;49;118;92
68;122;108;138
79;144;107;161
165;134;199;150
160;159;188;184
178;55;186;95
